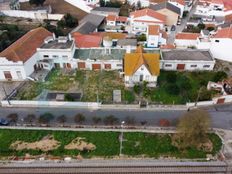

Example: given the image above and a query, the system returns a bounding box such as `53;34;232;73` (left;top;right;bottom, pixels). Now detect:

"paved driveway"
0;82;22;100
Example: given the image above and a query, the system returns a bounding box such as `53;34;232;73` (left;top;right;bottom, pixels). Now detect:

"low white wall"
1;10;64;21
1;100;100;109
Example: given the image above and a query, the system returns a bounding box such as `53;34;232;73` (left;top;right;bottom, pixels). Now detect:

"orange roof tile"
160;44;176;49
72;32;102;48
175;32;200;40
213;27;232;38
124;46;160;76
130;8;166;23
0;27;52;63
106;15;117;21
211;0;224;4
148;25;160;35
225;14;232;22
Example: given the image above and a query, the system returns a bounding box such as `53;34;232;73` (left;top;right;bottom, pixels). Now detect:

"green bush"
39;113;54;124
64;94;75;101
133;84;141;94
124;90;135;103
213;71;228;82
136;34;146;41
165;84;180;95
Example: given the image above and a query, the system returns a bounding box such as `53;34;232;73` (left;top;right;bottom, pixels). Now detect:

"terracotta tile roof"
211;0;224;4
148;25;160;35
124;45;160;76
106;14;117;21
72;32;102;48
91;32;127;40
106;15;128;22
160;44;176;49
213;27;232;38
130;8;166;23
225;14;232;22
175;32;200;40
0;27;52;63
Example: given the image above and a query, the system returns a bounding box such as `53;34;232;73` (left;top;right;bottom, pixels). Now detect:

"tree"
166;73;177;83
133;84;141;94
197;23;205;30
39;113;54;124
100;0;105;7
24;114;36;124
125;116;135;126
64;13;78;28
92;116;102;124
74;113;85;124
165;83;180;95
29;0;45;6
173;109;211;149
136;0;142;9
136;34;146;41
7;113;18;124
57;115;67;124
213;71;228;82
103;115;119;125
198;87;212;101
159;119;170;127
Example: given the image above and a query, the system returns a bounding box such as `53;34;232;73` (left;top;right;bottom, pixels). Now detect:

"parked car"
171;25;176;31
0;119;9;126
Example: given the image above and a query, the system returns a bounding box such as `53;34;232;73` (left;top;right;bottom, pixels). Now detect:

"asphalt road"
0;104;232;129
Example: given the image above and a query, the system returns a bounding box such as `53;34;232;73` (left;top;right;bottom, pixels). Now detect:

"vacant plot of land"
149;71;225;104
0;129;222;159
15;70;129;103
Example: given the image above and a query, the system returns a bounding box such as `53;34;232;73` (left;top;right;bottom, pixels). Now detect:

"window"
190;65;197;67
141;67;144;70
165;64;172;67
16;71;23;79
62;55;68;58
203;65;210;68
117;64;122;67
53;55;58;58
215;40;220;43
43;55;49;58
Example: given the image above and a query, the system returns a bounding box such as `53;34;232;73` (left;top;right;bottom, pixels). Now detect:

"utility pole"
119;121;125;157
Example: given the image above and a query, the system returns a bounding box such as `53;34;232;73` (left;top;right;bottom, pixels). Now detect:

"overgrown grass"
0;129;222;159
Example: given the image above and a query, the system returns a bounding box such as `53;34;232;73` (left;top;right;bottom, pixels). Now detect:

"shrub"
7;113;18;123
159;119;170;127
166;73;177;83
39;113;54;124
57;115;67;124
136;34;146;41
92;116;102;124
213;71;228;82
64;94;75;101
165;83;180;95
133;84;141;94
24;114;36;124
124;90;135;103
103;115;119;125
125;116;136;125
197;23;206;30
74;113;85;124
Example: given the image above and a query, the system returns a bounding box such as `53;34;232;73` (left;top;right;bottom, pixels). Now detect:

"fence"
1;100;100;109
1;10;64;21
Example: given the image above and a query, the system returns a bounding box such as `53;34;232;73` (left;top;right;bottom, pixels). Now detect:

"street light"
119;121;125;157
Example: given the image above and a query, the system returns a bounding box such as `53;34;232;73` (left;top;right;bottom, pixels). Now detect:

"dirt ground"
20;0;87;21
10;135;60;152
214;59;232;77
65;137;96;151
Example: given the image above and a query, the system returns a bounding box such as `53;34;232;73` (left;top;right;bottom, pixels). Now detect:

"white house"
174;32;200;48
106;15;128;26
124;46;160;87
168;0;185;17
130;8;166;34
210;27;232;62
147;25;167;48
0;27;52;81
37;35;76;70
161;49;215;71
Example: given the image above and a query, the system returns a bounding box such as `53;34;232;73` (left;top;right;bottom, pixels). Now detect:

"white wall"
174;39;197;48
147;35;159;48
160;60;215;71
65;0;92;13
210;38;232;62
1;10;64;21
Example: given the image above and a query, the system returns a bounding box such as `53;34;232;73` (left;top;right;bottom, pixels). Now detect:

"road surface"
0;104;232;129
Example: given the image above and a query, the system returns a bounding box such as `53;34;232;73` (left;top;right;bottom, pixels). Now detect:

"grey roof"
162;50;214;61
91;7;120;13
117;39;137;46
40;40;73;49
202;30;210;35
150;2;181;15
71;14;105;34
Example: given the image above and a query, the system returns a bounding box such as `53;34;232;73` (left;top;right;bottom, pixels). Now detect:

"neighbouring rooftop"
73;48;126;60
40;37;73;49
162;50;214;61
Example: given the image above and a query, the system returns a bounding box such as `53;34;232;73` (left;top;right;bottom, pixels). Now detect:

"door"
217;98;225;104
177;64;185;70
104;64;111;70
16;71;23;80
140;75;143;81
78;62;86;69
67;63;72;69
4;71;12;80
92;64;101;70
